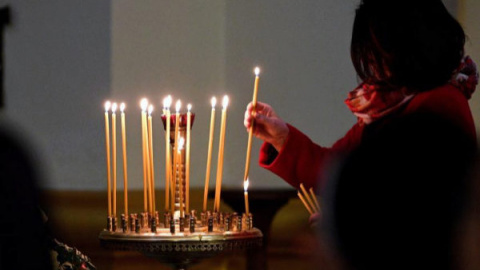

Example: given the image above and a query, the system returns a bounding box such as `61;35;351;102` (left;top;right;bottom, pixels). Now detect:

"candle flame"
112;102;118;113
254;67;260;76
187;103;192;112
178;137;185;152
163;95;172;109
148;104;154;115
175;100;181;113
222;95;229;109
211;97;217;108
244;178;249;192
140;98;148;111
120;102;125;113
104;101;111;112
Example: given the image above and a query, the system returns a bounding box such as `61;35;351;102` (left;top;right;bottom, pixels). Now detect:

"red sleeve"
259;123;364;191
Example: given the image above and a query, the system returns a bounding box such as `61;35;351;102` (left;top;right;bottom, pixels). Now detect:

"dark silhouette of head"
351;0;465;92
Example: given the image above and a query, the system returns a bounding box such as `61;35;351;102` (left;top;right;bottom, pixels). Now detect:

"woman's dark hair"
351;0;465;91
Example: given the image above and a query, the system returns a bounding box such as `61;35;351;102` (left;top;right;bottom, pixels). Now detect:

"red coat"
259;84;476;191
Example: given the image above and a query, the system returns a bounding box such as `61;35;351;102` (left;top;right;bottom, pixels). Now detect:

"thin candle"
244;67;260;182
298;191;314;215
300;183;316;213
140;98;149;213
178;137;185;217
104;101;112;217
120;103;128;217
244;178;250;216
186;103;192;213
309;187;321;212
148;105;156;215
163;96;172;211
214;95;229;212
173;100;181;214
111;102;118;217
203;97;216;212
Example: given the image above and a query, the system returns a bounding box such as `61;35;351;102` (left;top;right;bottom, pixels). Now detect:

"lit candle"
214;95;229;212
178;137;185;217
140;98;149;213
185;103;192;213
244;67;260;182
173;100;181;214
104;101;112;217
111;102;118;217
148;105;155;215
163;96;172;211
203;97;216;212
120;103;128;217
244;178;250;216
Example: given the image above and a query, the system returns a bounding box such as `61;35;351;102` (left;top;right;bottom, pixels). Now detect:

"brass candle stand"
100;111;262;269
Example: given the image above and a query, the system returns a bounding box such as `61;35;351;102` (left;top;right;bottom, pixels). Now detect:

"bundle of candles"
102;68;261;235
297;183;321;215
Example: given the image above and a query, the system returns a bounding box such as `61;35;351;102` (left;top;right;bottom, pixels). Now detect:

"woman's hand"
244;101;289;152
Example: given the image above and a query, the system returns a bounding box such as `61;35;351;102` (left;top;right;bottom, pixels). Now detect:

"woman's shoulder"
405;84;476;140
406;84;470;114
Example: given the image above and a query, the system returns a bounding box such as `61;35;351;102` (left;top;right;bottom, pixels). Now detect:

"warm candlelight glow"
141;98;148;112
112;102;118;113
222;95;229;109
254;66;260;76
148;104;154;115
211;97;217;108
176;100;181;113
244;178;250;216
178;137;185;152
105;101;111;112
120;102;125;113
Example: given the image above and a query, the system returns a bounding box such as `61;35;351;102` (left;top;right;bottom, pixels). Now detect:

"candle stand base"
99;227;262;270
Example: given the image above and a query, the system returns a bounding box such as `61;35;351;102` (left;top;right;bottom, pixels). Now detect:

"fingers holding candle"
243;101;289;152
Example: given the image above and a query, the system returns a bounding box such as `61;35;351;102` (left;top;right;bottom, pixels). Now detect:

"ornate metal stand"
99;228;263;270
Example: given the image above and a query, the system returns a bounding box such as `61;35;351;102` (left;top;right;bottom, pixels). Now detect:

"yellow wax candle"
140;98;149;213
104;101;112;217
120;103;128;217
298;191;314;215
244;67;260;182
309;187;321;212
300;183;316;213
148;105;155;215
111;103;118;217
178;137;185;217
186;104;192;213
214;95;229;212
203;97;216;212
173;100;181;214
163;96;172;211
244;178;250;216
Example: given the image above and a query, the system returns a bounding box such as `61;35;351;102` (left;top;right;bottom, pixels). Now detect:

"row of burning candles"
103;67;261;223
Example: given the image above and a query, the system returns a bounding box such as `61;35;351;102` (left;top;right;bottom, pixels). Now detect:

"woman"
244;0;478;192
